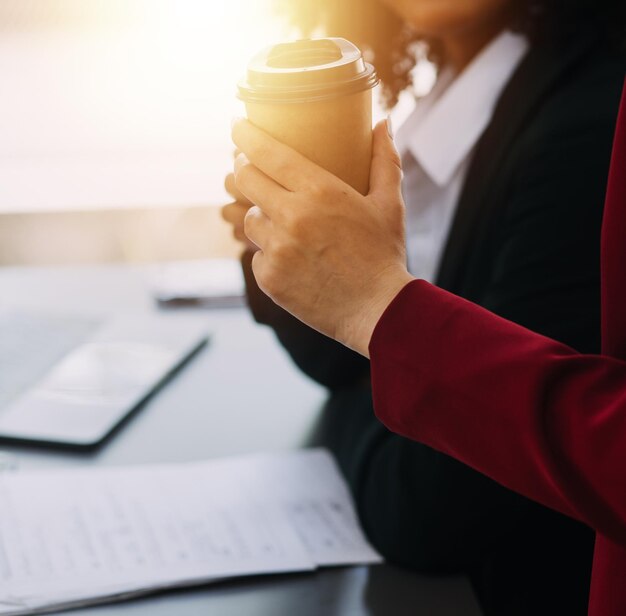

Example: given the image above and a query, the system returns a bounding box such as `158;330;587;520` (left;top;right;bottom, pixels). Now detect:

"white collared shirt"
395;31;530;282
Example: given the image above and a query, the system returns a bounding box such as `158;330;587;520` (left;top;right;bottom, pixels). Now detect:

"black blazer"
242;30;625;616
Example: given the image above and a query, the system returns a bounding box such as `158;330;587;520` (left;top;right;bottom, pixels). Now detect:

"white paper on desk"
213;449;382;566
0;449;381;615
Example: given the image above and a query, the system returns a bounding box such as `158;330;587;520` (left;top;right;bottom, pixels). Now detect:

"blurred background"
0;0;423;266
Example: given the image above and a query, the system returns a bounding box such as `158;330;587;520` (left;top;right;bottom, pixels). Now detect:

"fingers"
234;153;288;218
224;173;252;205
232;118;333;192
222;201;250;227
368;120;403;199
244;205;272;250
222;201;255;248
250;250;270;296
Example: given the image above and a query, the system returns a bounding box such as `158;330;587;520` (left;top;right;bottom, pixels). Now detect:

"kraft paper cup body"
245;90;373;195
239;38;378;196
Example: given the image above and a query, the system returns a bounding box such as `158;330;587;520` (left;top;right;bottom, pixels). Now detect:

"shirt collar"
396;30;529;187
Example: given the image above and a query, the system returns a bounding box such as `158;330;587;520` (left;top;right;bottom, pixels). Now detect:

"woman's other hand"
221;168;258;252
231;118;415;357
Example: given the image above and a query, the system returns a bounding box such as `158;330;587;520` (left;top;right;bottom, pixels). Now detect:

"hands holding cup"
228;118;414;357
222;37;413;356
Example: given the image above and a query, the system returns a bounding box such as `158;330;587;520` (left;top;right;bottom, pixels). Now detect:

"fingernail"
386;115;394;140
234;152;248;174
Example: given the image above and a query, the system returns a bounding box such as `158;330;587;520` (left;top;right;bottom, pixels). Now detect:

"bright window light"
0;0;292;211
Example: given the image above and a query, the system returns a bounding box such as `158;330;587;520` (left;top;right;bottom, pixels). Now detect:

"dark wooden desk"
0;265;483;615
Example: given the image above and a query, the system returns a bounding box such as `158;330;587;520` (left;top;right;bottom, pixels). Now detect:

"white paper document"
0;449;381;615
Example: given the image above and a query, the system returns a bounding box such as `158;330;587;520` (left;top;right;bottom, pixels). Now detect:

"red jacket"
370;79;626;615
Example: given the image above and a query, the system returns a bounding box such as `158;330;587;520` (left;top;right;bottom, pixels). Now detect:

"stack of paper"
0;449;381;615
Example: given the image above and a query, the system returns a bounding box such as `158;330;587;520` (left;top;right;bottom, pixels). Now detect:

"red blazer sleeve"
370;279;626;549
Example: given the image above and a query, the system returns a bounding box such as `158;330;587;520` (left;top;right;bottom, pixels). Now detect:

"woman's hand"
231;118;414;357
221;165;259;252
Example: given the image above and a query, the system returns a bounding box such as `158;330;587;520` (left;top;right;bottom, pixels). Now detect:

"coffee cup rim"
237;37;379;104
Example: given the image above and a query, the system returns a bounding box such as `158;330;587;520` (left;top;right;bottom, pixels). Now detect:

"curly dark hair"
275;0;626;108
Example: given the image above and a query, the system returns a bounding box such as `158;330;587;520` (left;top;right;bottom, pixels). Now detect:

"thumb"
368;118;403;198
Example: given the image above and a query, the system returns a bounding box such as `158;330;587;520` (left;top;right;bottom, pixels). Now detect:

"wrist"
341;267;415;357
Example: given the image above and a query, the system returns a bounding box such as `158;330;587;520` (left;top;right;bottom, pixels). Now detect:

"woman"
223;1;624;613
228;77;626;616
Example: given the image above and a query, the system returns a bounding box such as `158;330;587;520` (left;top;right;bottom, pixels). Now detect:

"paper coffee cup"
238;38;379;195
